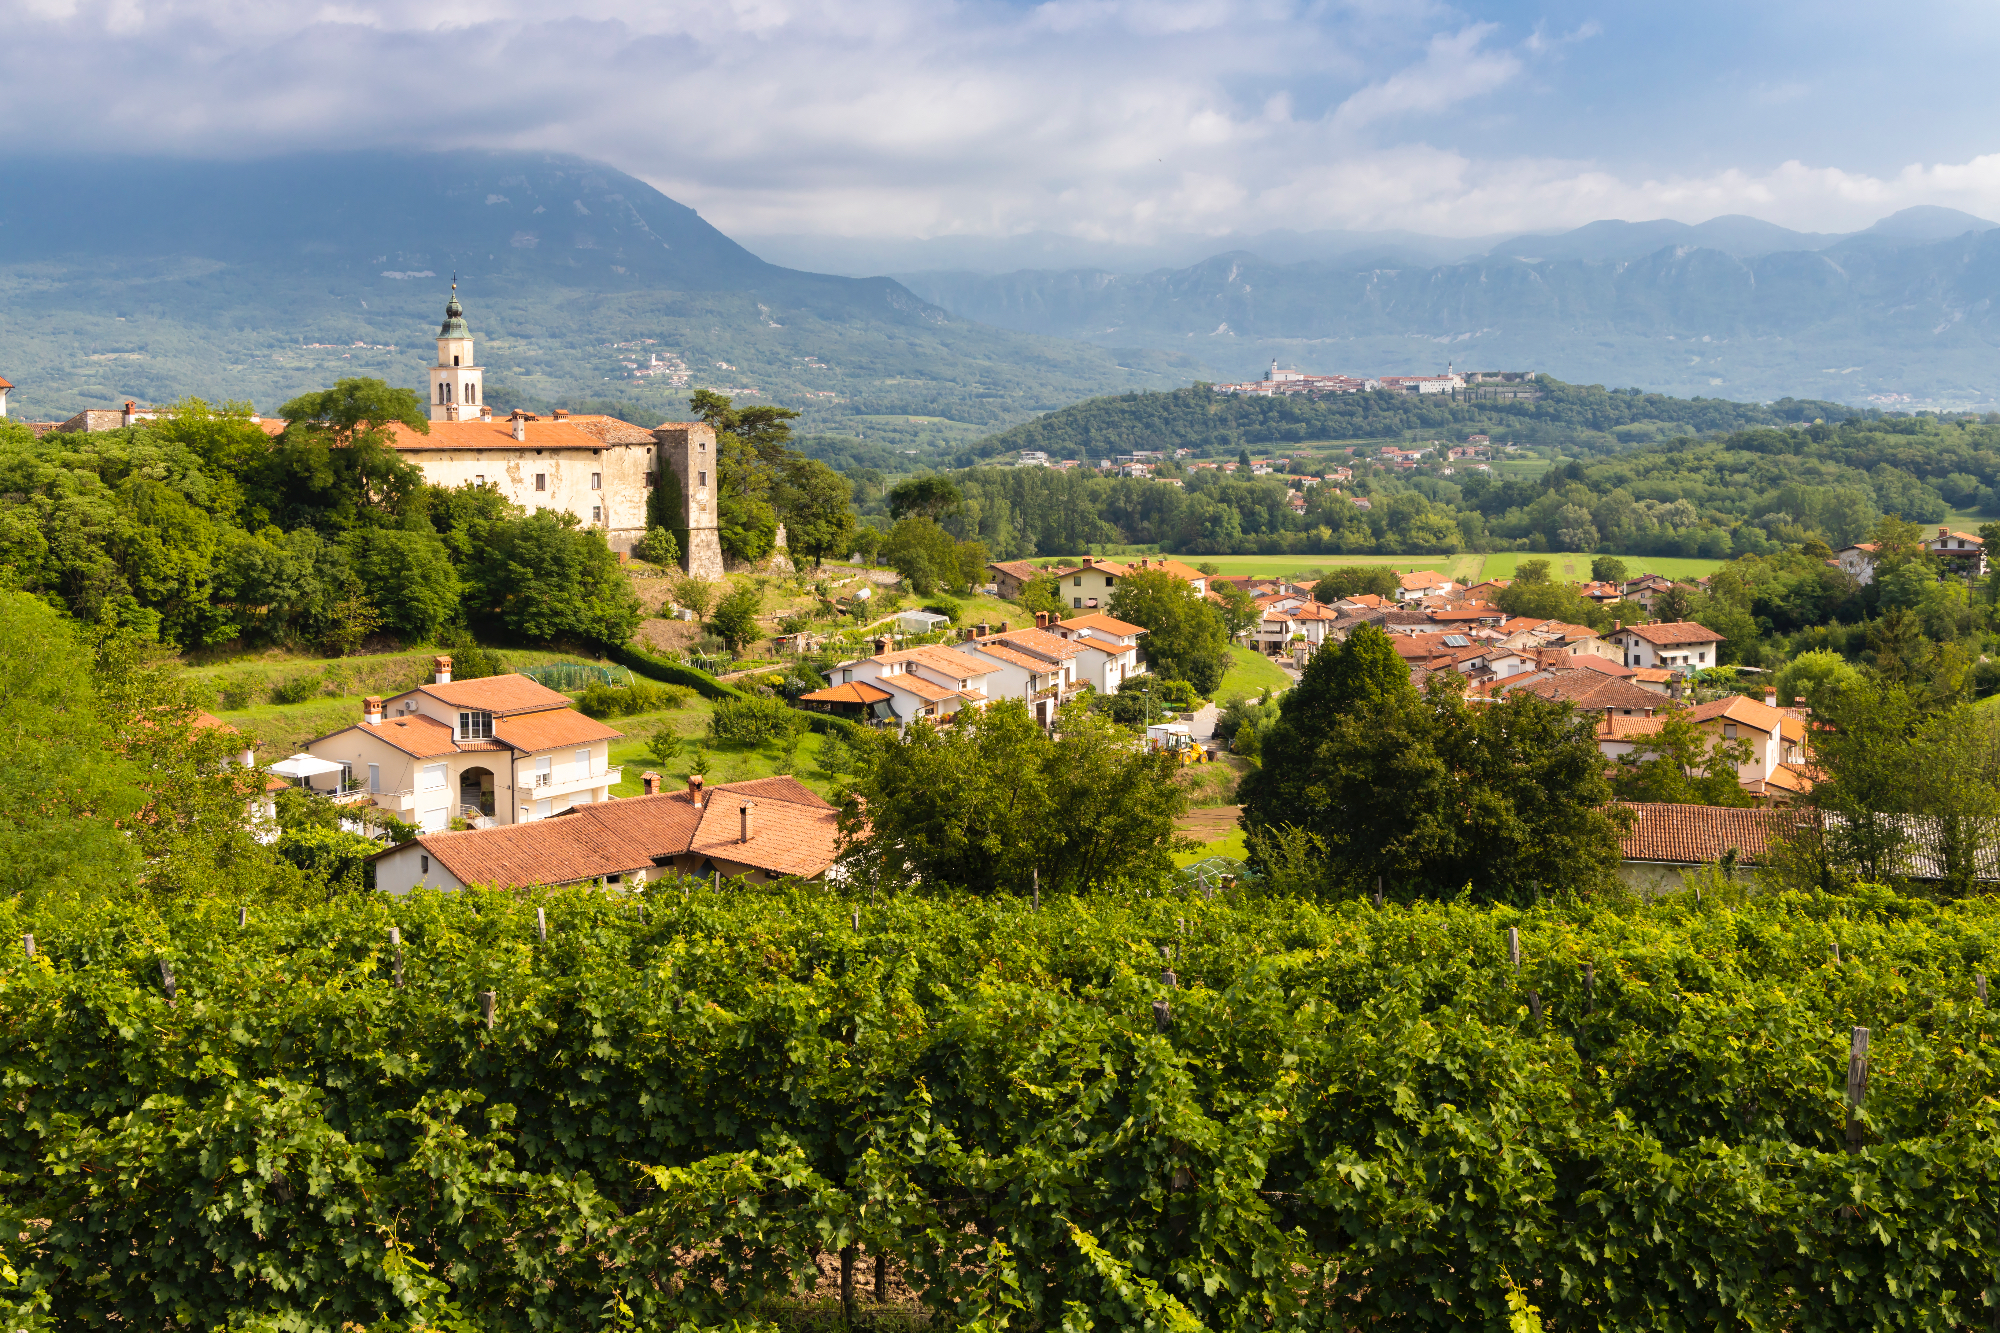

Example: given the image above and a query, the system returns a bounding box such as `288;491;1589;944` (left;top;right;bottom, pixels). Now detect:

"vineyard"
6;882;2000;1331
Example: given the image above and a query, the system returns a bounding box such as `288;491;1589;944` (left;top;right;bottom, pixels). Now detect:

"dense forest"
911;411;2000;563
962;380;1857;464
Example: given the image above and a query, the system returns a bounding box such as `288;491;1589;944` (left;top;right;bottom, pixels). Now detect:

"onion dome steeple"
438;281;470;339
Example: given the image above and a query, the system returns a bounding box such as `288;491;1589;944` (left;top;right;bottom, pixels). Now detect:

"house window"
645;473;656;487
458;710;492;739
466;384;476;403
698;470;707;487
1073;576;1082;587
475;474;484;485
592;506;602;522
591;472;602;490
453;355;461;367
368;763;380;794
1104;576;1113;587
535;474;547;491
1073;597;1083;608
420;763;446;790
1725;723;1738;739
574;747;589;778
420;854;430;875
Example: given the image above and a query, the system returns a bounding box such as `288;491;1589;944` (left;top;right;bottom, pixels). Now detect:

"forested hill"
961;381;1856;464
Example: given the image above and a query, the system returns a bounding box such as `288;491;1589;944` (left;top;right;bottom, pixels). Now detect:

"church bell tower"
428;284;484;422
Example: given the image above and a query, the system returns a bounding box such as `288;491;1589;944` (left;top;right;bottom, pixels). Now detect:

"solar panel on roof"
1443;635;1470;648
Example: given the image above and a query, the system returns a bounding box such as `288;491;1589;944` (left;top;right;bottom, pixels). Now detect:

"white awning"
267;752;345;779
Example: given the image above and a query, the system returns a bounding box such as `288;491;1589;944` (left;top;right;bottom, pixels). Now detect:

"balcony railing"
528;767;622;793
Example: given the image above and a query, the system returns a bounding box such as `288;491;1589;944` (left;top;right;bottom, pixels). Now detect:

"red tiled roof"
362;714;463;759
873;644;996;682
1057;612;1145;637
875;672;961;703
988;559;1042;582
1621;620;1725;646
394;777;838;888
495;707;625;751
1616;801;1804;865
381;417;653;453
801;681;894;705
1495;670;1662;713
410;674;574;715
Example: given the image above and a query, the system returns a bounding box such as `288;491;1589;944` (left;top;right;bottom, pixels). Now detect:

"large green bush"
3;885;1998;1330
707;694;802;744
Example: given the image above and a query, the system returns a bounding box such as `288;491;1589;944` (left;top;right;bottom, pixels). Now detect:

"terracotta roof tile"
411;674;575;715
365;714;463;758
382;418;652;453
1622;620;1725;646
1686;695;1786;733
1057;612;1145;637
1616;801;1804;865
495;708;625;751
391;777;837;888
801;681;894;705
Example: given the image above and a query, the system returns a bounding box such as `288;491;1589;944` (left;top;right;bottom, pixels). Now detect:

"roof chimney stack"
553;408;569;420
122;400;137;427
511;409;528;442
363;695;383;725
1765;688;1778;709
739;801;755;844
433;655;452;685
687;773;705;803
642;771;660;796
479;403;492;422
1034;611;1050;630
873;636;890;655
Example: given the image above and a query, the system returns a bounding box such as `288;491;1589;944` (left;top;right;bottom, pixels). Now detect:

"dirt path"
1176;805;1241;841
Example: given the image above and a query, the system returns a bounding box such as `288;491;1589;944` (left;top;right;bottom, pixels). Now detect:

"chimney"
363;695;383;725
686;773;705;803
1941;526;1951;539
1082;556;1094;568
511;409;528;442
433;655;452;685
553;408;570;420
641;770;660;796
739;801;755;843
1613;619;1621;633
479;404;493;422
873;636;890;655
974;622;989;638
122;400;137;427
1035;611;1050;630
1765;688;1777;709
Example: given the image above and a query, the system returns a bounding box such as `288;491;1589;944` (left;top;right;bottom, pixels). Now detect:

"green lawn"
1215;646;1291;704
1173;826;1247;866
1469;552;1730;584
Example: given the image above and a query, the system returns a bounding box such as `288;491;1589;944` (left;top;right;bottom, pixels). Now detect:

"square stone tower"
428;285;484;423
652;422;725;579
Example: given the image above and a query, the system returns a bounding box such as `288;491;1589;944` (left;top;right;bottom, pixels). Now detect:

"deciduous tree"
1108;569;1230;696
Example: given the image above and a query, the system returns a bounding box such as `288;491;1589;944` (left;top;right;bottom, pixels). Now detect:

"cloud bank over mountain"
8;0;2000;249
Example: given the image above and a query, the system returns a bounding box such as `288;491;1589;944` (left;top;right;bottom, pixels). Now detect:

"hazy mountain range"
4;150;2000;440
0;152;1194;453
883;206;2000;408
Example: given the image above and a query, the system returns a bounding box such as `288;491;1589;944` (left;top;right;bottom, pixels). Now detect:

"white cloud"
0;0;1995;247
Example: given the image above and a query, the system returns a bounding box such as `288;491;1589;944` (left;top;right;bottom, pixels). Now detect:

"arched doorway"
458;766;495;819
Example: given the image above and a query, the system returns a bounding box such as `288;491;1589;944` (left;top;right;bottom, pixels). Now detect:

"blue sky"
4;0;1998;242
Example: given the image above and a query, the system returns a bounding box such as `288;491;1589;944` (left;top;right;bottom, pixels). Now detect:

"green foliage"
463;511;641;650
708;694;803;745
771;457;855;569
1017;572;1065;617
639;525;682;568
270;672;322;705
1213;688;1282;755
1210;578;1262;639
1774;647;1863;709
1608;708;1755;806
345;527;461;642
11;883;2000;1329
886;474;963;520
708;583;765;652
1241;623;1621;901
273;824;380;891
690;390;802;564
881;516;965;595
841;697;1189;893
1108;569;1230;696
0;593;144;898
266;378;430;530
1311;564;1398;602
1591;554;1630;582
577;680;692;718
924;596;962;624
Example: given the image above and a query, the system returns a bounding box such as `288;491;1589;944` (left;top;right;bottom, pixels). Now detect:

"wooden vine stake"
159;959;177;1006
1507;927;1521;971
389;927;404;988
1528;991;1542;1021
21;935;32;961
481;990;496;1031
852;910;861;932
1373;875;1383;909
1845;1026;1870;1154
1978;973;1988;1003
536;907;547;943
1032;866;1040;911
238;906;247;928
1160;945;1178;990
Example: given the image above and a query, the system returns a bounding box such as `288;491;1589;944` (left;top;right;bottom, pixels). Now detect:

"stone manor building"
377;289;723;575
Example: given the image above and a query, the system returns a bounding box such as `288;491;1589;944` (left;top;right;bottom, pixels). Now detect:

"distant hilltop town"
1211;361;1542;399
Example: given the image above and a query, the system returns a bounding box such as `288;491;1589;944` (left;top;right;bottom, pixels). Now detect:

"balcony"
526;766;621;796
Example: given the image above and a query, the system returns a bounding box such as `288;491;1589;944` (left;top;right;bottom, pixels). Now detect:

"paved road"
1187;701;1221;742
